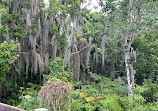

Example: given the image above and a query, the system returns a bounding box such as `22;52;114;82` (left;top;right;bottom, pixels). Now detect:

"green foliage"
0;41;20;105
49;0;81;20
70;74;158;110
147;102;158;111
0;0;9;6
13;28;27;38
70;99;84;111
0;41;19;64
99;95;123;111
0;7;7;15
47;57;71;82
56;34;67;49
24;1;31;9
66;0;81;15
0;40;19;83
82;12;104;37
0;24;6;35
133;29;158;84
11;21;27;39
30;30;37;35
132;105;148;111
141;78;158;102
1;10;27;39
17;83;40;111
70;74;128;111
48;23;58;33
2;12;21;23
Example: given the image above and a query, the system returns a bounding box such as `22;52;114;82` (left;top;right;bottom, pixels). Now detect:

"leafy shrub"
47;57;72;82
70;74;127;111
17;83;40;111
0;40;19;83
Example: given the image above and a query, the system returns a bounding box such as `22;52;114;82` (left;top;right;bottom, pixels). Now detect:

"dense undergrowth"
16;74;158;111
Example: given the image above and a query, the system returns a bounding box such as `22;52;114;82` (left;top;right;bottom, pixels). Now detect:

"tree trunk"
124;32;136;108
101;35;106;68
86;37;92;66
124;47;132;96
110;54;115;80
123;0;136;106
63;25;74;69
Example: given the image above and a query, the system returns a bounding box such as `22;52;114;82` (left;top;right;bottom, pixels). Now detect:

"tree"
0;40;19;83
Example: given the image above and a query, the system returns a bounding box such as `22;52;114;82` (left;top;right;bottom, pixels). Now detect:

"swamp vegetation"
0;0;158;110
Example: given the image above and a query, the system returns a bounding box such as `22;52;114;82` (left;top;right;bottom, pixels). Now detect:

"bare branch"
71;44;91;55
49;67;55;75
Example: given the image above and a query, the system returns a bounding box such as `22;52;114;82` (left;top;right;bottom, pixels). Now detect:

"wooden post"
0;103;26;111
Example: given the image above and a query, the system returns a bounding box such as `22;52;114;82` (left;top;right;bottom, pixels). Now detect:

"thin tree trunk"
74;45;80;82
123;1;136;106
86;37;92;66
124;47;132;96
110;54;115;80
63;25;74;69
124;32;136;108
101;35;106;68
95;47;98;73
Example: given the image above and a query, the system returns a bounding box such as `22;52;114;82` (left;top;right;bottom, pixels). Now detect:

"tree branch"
71;44;91;55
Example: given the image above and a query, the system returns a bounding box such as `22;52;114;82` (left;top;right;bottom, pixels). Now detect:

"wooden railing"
0;103;26;111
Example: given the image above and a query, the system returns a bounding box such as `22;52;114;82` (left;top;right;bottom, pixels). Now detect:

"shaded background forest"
0;0;158;110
